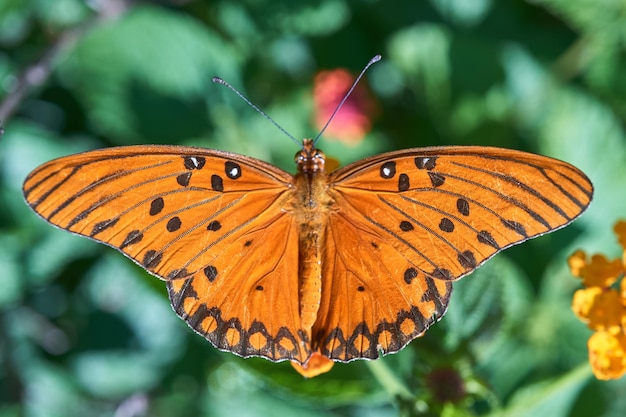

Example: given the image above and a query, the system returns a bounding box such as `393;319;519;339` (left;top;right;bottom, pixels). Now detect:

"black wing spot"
166;216;182;232
502;219;528;238
430;268;453;280
404;267;418;284
121;230;143;249
244;240;253;247
415;156;437;170
150;197;164;216
204;265;218;282
439;218;454;233
177;172;192;187
168;268;189;279
255;285;264;291
422;277;449;313
275;328;301;357
456;198;470;216
398;173;410;192
478;230;499;249
207;220;222;231
168;277;198;305
91;218;119;237
399;220;414;232
458;250;477;269
183;156;206;170
380;161;396;179
211;175;224;192
225;161;242;179
143;250;162;269
357;286;365;292
428;172;445;187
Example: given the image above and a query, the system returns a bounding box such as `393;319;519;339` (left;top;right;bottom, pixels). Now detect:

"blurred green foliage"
1;0;625;416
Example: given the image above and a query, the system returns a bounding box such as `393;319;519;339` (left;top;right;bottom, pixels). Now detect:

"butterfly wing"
313;146;593;361
23;145;310;364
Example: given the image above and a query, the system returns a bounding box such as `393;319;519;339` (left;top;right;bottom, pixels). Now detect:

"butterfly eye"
294;150;306;164
312;149;326;161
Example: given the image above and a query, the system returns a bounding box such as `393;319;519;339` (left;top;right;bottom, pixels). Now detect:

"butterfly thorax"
292;139;334;335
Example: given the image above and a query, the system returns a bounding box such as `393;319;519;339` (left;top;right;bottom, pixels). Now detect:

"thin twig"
0;0;132;124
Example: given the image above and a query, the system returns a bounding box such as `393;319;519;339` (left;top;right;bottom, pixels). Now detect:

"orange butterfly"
23;139;592;377
22;55;592;377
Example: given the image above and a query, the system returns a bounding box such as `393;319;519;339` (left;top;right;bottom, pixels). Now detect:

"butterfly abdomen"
291;171;334;334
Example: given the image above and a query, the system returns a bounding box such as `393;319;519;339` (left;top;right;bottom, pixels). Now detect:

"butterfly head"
295;139;326;174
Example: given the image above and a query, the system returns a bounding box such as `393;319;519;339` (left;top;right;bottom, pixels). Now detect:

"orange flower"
572;287;624;333
313;69;377;145
569;219;626;380
614;221;626;252
578;254;622;288
588;331;626;380
290;352;334;378
568;250;587;277
614;220;626;266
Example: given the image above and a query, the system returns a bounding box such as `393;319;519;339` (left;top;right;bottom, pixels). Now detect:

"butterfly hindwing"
314;209;452;361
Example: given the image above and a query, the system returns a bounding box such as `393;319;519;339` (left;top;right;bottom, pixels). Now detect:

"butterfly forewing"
314;146;592;361
329;146;592;257
23;145;312;363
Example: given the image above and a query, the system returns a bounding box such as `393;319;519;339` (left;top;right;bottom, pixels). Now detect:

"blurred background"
1;0;625;416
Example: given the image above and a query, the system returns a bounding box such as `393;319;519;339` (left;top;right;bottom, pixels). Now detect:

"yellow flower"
614;220;626;251
588;331;626;380
615;220;626;266
568;250;587;277
572;287;601;323
572;287;624;333
578;254;622;288
569;219;626;380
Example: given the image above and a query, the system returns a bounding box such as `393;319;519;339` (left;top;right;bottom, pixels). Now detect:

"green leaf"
58;5;239;143
496;365;591;417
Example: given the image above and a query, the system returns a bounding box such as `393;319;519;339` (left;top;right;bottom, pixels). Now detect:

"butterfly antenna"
212;76;301;147
312;54;381;145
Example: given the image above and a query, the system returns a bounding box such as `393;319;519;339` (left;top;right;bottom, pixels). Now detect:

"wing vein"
449;161;575;221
